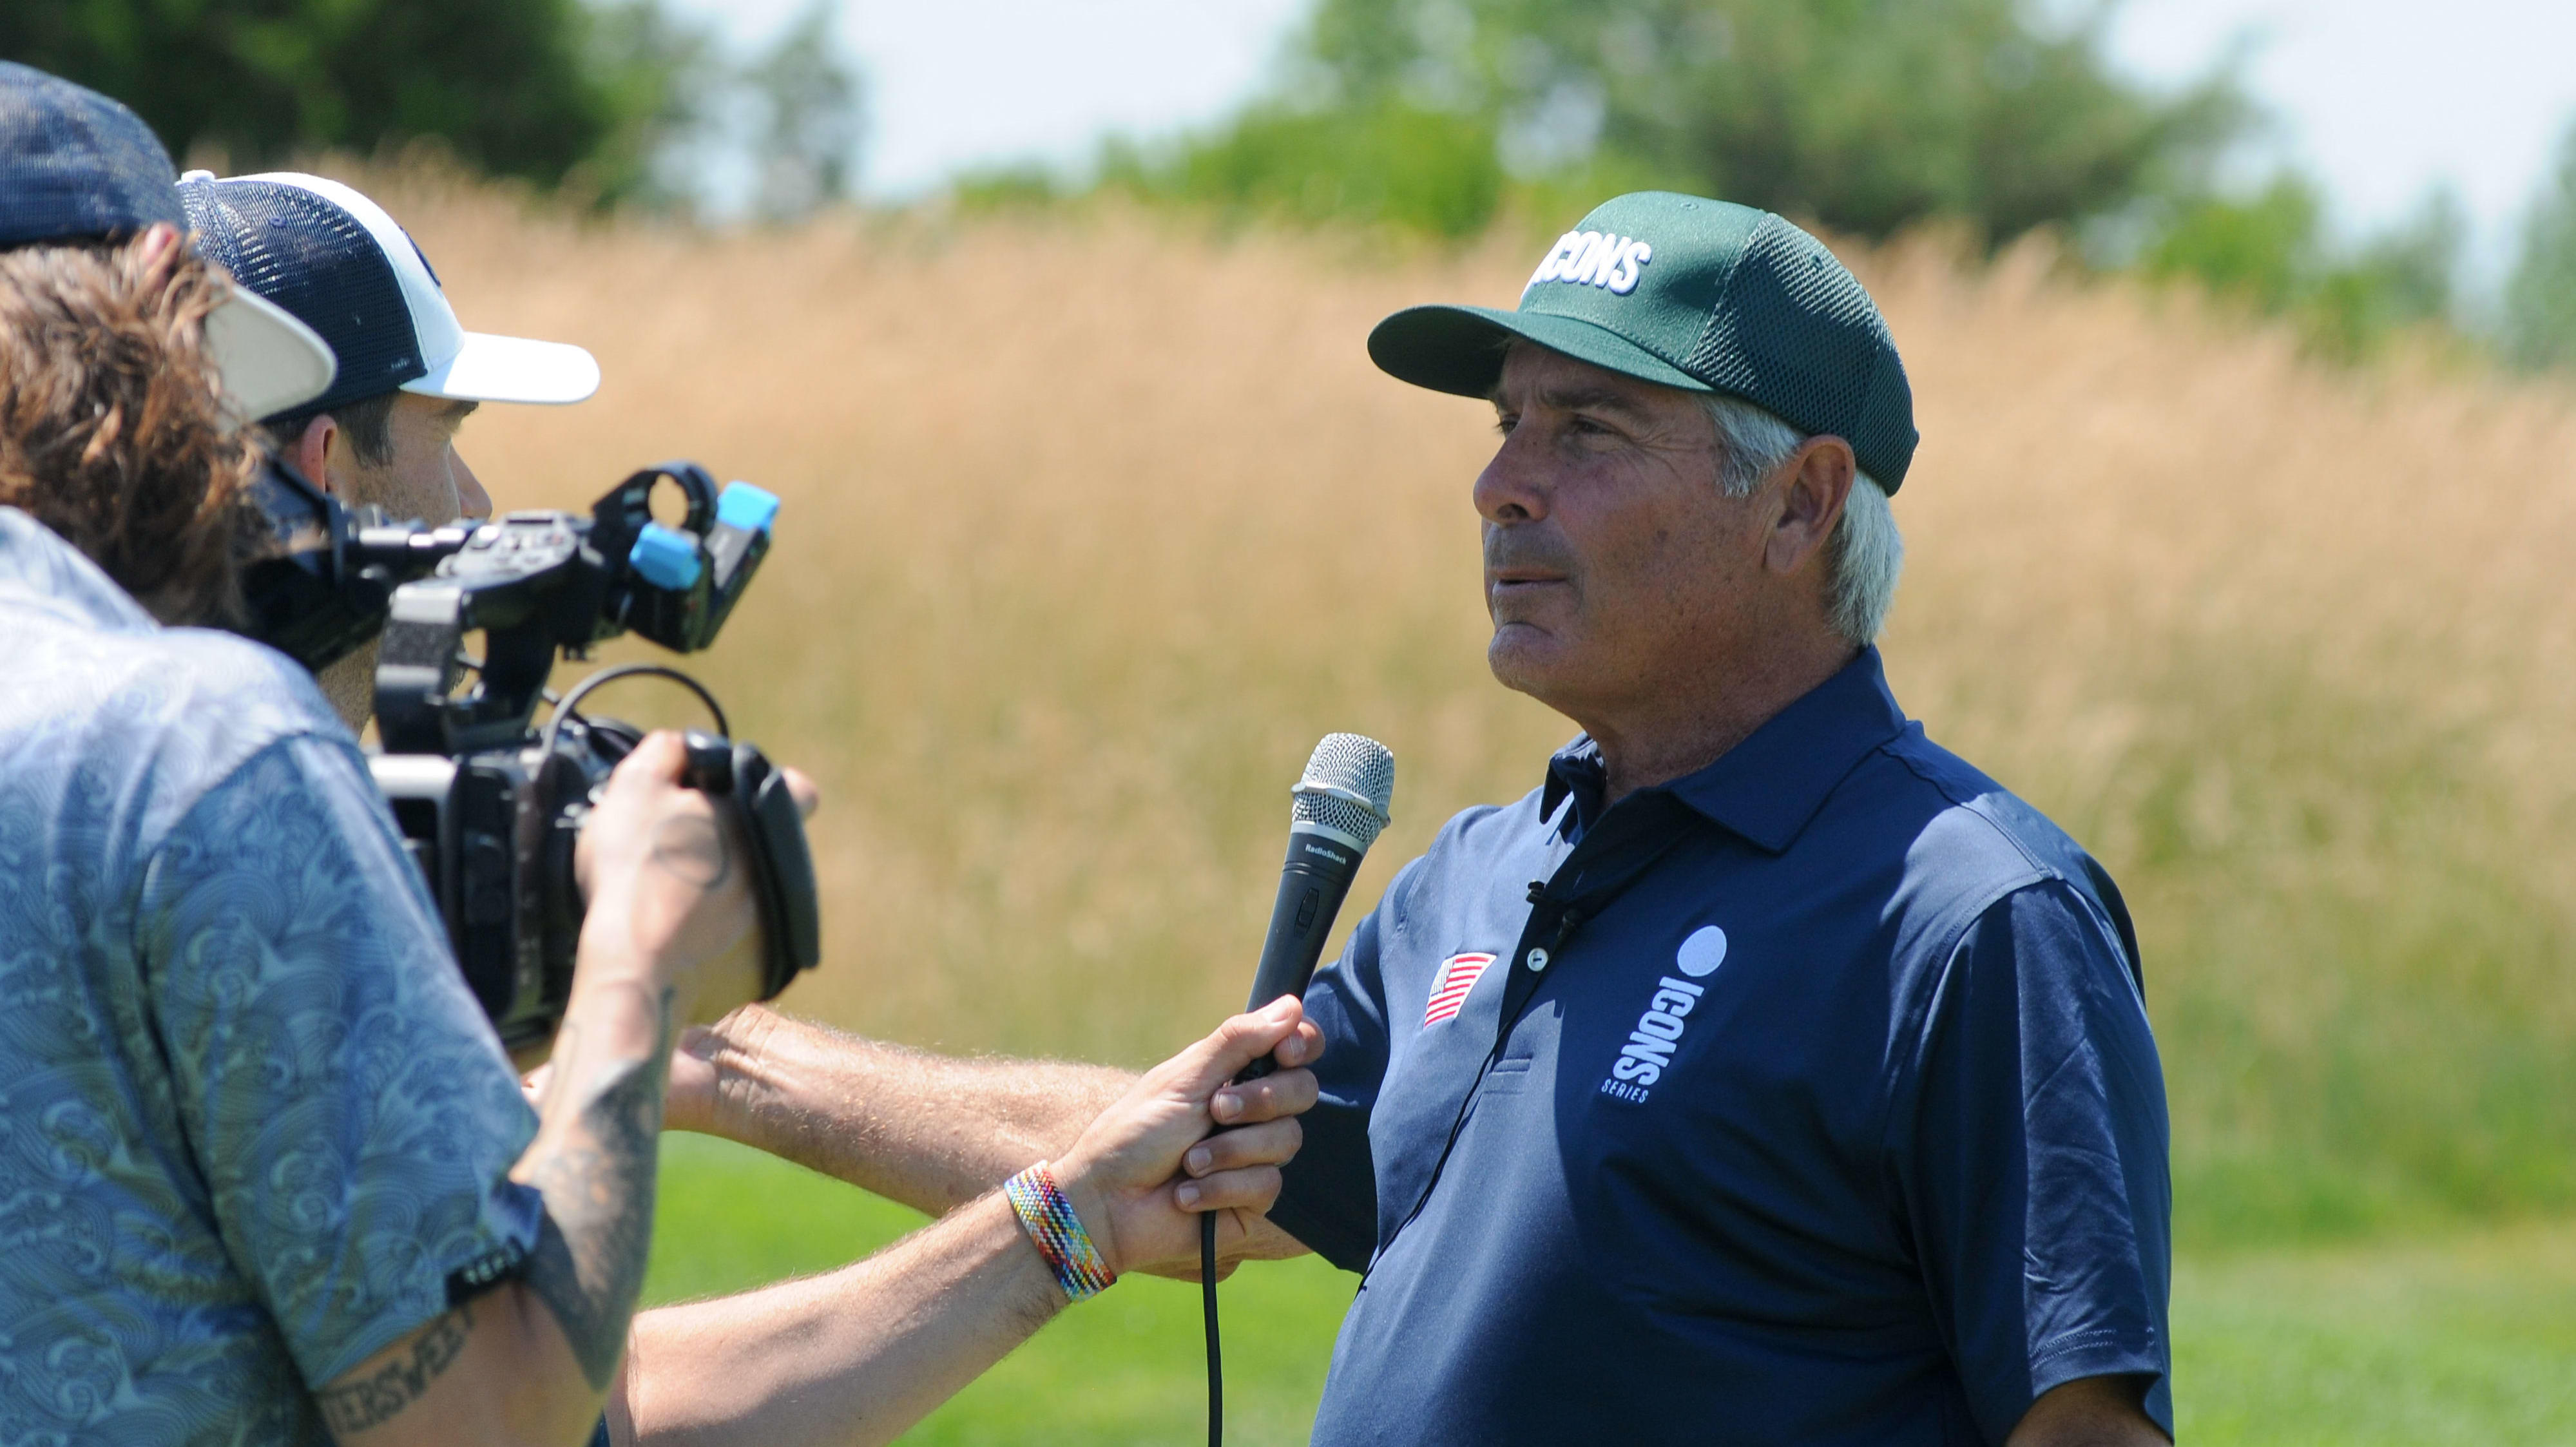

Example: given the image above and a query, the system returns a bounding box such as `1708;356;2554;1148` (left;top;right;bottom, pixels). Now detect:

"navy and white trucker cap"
0;61;336;418
177;170;600;422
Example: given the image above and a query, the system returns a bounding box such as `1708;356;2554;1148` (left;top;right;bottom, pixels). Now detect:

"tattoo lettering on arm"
523;986;678;1390
316;1304;475;1436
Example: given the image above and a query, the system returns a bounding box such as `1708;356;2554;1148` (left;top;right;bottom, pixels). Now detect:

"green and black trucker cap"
1367;191;1919;492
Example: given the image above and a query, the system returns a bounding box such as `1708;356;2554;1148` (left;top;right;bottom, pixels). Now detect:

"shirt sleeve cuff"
300;1178;545;1388
2027;1333;2172;1441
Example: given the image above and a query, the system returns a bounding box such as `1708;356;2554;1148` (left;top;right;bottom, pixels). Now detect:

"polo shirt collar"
1541;646;1910;854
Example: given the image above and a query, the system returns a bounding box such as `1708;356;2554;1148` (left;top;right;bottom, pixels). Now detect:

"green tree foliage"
2504;121;2576;372
2308;193;2463;359
576;0;726;206
0;0;865;214
1287;0;2249;244
2143;177;2325;315
1;0;624;189
2144;177;2463;361
741;1;865;223
1105;99;1504;238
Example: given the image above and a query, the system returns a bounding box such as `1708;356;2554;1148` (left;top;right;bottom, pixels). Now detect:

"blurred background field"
19;0;2576;1437
358;178;2576;1437
390;177;2576;1249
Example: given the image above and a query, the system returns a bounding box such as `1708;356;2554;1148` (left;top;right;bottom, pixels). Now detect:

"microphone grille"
1292;733;1396;850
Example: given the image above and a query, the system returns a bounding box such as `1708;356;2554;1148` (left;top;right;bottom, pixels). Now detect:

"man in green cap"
629;193;2173;1446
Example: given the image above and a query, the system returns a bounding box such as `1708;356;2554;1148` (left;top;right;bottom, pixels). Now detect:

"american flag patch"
1423;952;1497;1026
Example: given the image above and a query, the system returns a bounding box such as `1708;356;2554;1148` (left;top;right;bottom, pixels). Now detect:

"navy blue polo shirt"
1269;648;2171;1446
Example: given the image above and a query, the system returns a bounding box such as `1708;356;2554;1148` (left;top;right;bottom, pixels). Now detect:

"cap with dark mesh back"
0;62;336;416
179;178;425;416
0;59;184;246
178;170;599;423
1367;191;1919;492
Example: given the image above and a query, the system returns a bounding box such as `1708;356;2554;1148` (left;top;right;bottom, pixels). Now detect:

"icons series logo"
1599;925;1726;1105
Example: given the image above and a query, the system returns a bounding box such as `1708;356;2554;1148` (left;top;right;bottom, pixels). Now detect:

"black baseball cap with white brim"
177;170;599;422
0;60;337;419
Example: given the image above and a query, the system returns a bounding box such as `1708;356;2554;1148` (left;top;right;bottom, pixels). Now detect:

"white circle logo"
1675;925;1728;978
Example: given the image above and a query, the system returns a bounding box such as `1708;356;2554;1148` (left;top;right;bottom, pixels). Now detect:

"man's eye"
1493;414;1519;436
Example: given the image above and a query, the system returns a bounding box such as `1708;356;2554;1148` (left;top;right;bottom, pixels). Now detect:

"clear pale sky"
666;0;2576;281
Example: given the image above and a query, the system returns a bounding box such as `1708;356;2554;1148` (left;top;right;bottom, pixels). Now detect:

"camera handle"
680;732;823;1000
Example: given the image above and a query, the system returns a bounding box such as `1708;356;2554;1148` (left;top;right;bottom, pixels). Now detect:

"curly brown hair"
0;233;264;625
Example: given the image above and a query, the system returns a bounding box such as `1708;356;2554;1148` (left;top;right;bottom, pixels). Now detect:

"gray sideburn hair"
1700;392;1903;646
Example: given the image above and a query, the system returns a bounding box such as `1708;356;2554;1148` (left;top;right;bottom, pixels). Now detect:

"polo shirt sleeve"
1265;858;1414;1272
1892;878;2173;1444
137;733;543;1390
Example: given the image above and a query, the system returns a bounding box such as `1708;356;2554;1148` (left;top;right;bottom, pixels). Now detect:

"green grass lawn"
648;1133;2576;1444
2175;1229;2576;1443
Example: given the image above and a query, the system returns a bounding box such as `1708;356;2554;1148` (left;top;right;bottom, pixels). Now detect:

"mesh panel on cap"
0;62;186;245
179;180;423;418
1679;213;1917;488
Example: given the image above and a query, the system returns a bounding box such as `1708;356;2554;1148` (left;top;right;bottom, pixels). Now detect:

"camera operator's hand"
1046;996;1323;1279
526;768;820;1081
574;729;770;1023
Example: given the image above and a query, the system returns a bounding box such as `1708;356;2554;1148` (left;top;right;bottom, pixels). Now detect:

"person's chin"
1486;623;1573;695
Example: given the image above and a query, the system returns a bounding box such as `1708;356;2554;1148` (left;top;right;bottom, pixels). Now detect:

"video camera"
236;459;820;1049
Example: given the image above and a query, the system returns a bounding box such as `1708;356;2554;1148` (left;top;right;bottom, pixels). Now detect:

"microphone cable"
1203;1211;1224;1446
1204;731;1393;1447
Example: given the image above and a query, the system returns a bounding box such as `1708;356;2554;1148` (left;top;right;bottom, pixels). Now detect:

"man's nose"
451;448;492;521
1473;426;1550;526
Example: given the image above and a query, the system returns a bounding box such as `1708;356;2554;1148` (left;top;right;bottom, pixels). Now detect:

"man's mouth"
1490;571;1568;597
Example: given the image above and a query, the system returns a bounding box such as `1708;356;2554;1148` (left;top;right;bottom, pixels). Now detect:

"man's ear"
290;414;340;495
1764;435;1856;576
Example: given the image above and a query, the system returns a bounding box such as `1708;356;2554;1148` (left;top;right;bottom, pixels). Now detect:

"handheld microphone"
1240;733;1398;1068
1204;733;1394;1447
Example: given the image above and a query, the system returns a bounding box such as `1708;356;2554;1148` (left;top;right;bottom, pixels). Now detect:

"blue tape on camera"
715;481;781;535
628;522;704;589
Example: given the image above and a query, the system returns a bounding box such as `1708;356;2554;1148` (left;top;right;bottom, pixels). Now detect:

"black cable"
1202;1210;1222;1447
537;662;730;762
1203;1214;1222;1444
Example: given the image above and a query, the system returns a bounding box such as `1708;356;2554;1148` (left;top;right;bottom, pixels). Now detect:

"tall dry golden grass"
376;171;2576;1243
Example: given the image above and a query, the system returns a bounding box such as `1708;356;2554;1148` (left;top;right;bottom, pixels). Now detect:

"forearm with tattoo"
515;800;731;1387
523;983;678;1389
302;752;757;1441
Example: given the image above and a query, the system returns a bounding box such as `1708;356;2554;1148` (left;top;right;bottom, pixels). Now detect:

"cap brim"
1367;304;1711;399
405;332;600;405
204;287;337;419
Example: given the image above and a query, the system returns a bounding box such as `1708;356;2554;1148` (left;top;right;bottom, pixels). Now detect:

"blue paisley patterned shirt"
0;508;543;1444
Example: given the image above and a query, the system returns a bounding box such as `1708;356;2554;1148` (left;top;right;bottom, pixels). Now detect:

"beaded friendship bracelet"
1003;1162;1117;1301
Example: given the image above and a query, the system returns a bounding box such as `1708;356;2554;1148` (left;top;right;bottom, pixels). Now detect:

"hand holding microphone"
1045;996;1323;1279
